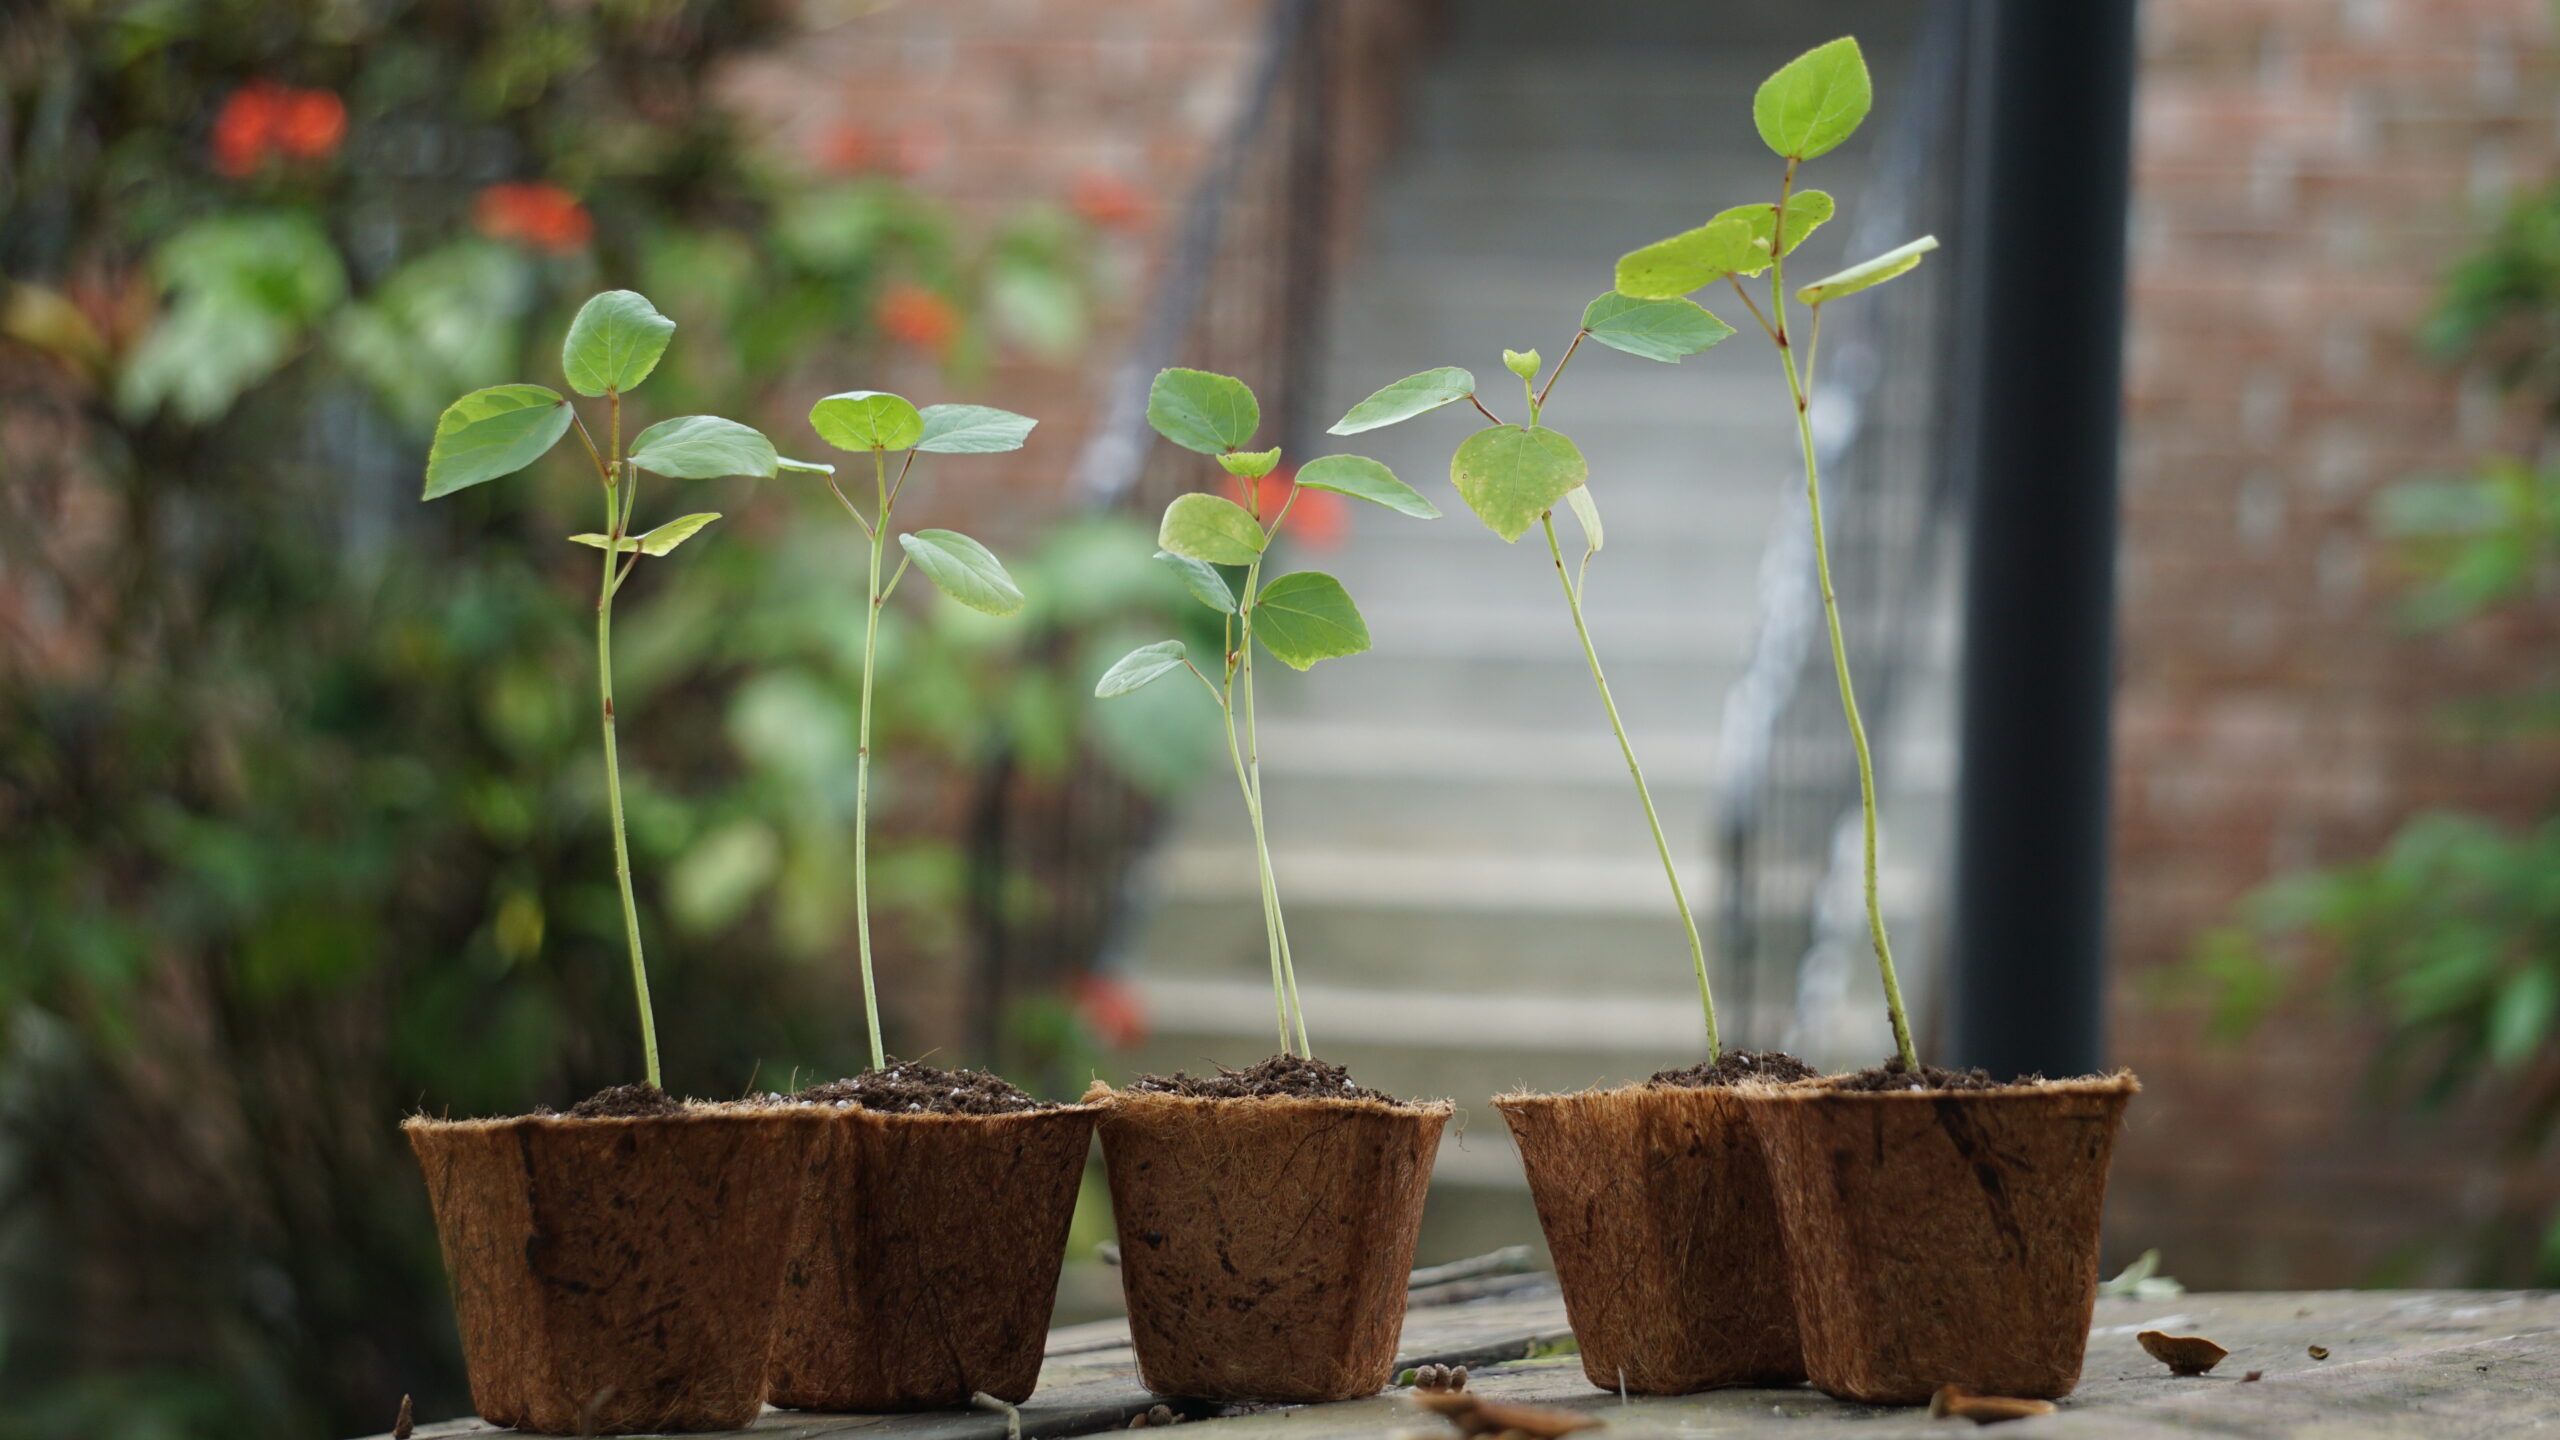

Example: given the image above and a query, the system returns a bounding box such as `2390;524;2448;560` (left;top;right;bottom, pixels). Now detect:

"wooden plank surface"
378;1289;2560;1439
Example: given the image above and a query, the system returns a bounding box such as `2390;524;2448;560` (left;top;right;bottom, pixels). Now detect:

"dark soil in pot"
1495;1051;1817;1395
1087;1055;1450;1404
1749;1067;2140;1405
404;1092;826;1435
764;1062;1100;1411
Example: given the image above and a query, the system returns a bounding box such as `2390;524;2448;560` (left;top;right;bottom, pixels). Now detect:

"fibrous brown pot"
1495;1083;1802;1393
404;1106;825;1435
1086;1083;1450;1403
1749;1073;2140;1405
767;1103;1101;1411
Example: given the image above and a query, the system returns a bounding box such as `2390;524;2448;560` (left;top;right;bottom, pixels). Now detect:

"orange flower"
272;87;346;160
876;282;959;353
1070;170;1151;232
473;183;593;255
1074;973;1148;1050
209;81;346;177
812;121;878;176
1229;468;1347;551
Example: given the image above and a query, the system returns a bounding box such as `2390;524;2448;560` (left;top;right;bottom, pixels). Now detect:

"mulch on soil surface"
790;1062;1052;1115
1648;1050;1820;1088
1128;1053;1399;1103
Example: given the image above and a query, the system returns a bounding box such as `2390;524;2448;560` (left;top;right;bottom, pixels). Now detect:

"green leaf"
1146;368;1259;454
1797;235;1940;305
2490;965;2558;1071
915;403;1038;454
627;415;779;479
1295;454;1440;518
423;384;574;499
1158;492;1266;565
1613;215;1762;300
1155;549;1238;613
1218;447;1284;480
1449;425;1589;543
777;456;837;475
562;290;676;397
898;529;1024;616
568;511;722;556
1565;485;1604;557
1580;293;1738;363
1711;191;1837;273
1755;37;1871;161
1252;571;1370;670
1503;348;1541;381
1330;367;1476;435
1096;640;1191;698
810;390;925;451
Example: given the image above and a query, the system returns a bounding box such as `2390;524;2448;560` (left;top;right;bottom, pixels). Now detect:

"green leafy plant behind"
1095;369;1436;1056
422;289;779;1090
805;390;1035;1070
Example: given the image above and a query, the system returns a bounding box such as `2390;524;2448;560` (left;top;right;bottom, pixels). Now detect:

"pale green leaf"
1294;454;1440;518
1565;485;1604;557
1613;215;1761;300
1711;191;1837;274
777;456;837;475
1331;366;1476;435
1580;293;1737;363
1146;368;1259;454
562;290;675;397
1449;424;1589;543
1158;492;1266;565
1155;549;1238;613
2491;966;2558;1071
423;384;573;499
1252;571;1370;671
627;415;778;479
1096;639;1191;698
567;511;721;556
898;529;1024;616
1503;348;1541;381
1218;447;1283;479
915;403;1037;454
1797;235;1939;305
810;390;925;451
1755;37;1872;161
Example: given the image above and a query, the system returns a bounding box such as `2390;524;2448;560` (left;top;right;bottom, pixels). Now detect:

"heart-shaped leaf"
1146;368;1259;454
562;290;675;397
569;511;722;556
1252;571;1370;671
915;403;1038;454
1580;293;1737;363
1710;191;1837;274
1158;492;1266;565
1614;215;1761;301
1218;447;1284;480
1331;366;1475;435
811;390;925;451
1294;454;1440;518
1449;424;1589;543
898;529;1024;616
1798;235;1939;305
1155;550;1238;613
1096;639;1191;698
1755;37;1871;161
627;415;779;479
424;384;573;499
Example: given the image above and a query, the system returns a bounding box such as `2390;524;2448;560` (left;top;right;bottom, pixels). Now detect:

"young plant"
1094;368;1438;1058
422;289;781;1090
804;391;1036;1073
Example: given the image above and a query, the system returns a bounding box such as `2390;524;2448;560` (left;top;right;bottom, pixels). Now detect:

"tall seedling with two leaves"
804;391;1037;1073
422;290;781;1090
1095;369;1438;1058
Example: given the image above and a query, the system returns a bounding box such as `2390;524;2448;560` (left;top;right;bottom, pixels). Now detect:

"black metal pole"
1947;0;2136;1079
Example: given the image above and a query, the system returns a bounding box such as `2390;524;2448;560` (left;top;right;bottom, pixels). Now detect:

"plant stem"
1221;691;1296;1058
595;445;661;1091
1541;512;1717;1058
1770;221;1919;1072
1239;630;1309;1057
851;449;889;1071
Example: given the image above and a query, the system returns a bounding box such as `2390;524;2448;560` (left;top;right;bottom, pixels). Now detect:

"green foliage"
627;416;781;480
569;512;723;556
117;212;349;423
423;385;575;498
900;530;1026;616
812;390;928;452
1613;214;1761;300
1503;347;1543;381
561;290;677;397
1329;366;1475;435
1154;551;1239;613
915;403;1038;454
1754;37;1872;161
1217;447;1285;479
1251;572;1371;670
1580;293;1736;363
1798;235;1939;305
1095;640;1192;697
1158;492;1269;565
1294;454;1440;518
1145;367;1261;453
1450;424;1590;543
1714;191;1837;270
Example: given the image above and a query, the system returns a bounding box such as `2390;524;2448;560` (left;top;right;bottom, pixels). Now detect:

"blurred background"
3;0;2557;1435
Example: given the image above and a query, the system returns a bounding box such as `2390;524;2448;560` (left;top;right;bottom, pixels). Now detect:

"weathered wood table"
379;1284;2560;1439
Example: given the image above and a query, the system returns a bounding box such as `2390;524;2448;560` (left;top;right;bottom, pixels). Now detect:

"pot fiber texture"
1750;1073;2139;1405
768;1104;1100;1410
404;1107;825;1434
1087;1084;1449;1403
1496;1084;1802;1393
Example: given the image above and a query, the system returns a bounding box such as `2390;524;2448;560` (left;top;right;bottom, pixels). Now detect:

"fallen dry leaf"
2241;1371;2263;1383
2138;1329;2230;1376
1929;1386;2057;1425
1412;1389;1601;1438
2308;1345;2330;1361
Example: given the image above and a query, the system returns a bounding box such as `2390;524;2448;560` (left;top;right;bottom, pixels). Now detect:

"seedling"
805;390;1037;1071
1095;368;1438;1057
423;289;781;1089
1335;38;1933;1071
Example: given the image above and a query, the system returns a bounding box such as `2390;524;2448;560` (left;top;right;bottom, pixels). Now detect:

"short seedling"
1095;368;1438;1057
804;390;1037;1071
423;290;782;1089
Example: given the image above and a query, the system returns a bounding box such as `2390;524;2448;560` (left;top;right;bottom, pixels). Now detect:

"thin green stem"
1231;484;1309;1057
595;432;660;1090
1220;687;1293;1058
1541;512;1716;1058
850;448;890;1071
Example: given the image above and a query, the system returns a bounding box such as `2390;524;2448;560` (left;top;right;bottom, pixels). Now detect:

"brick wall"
2110;0;2560;1287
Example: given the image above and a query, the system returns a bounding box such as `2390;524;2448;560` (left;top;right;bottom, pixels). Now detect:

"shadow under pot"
1087;1084;1450;1404
404;1106;826;1435
766;1103;1102;1411
1495;1082;1804;1394
1748;1073;2141;1405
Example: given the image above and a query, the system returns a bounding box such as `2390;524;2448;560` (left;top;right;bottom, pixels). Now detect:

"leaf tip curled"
1095;639;1190;698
